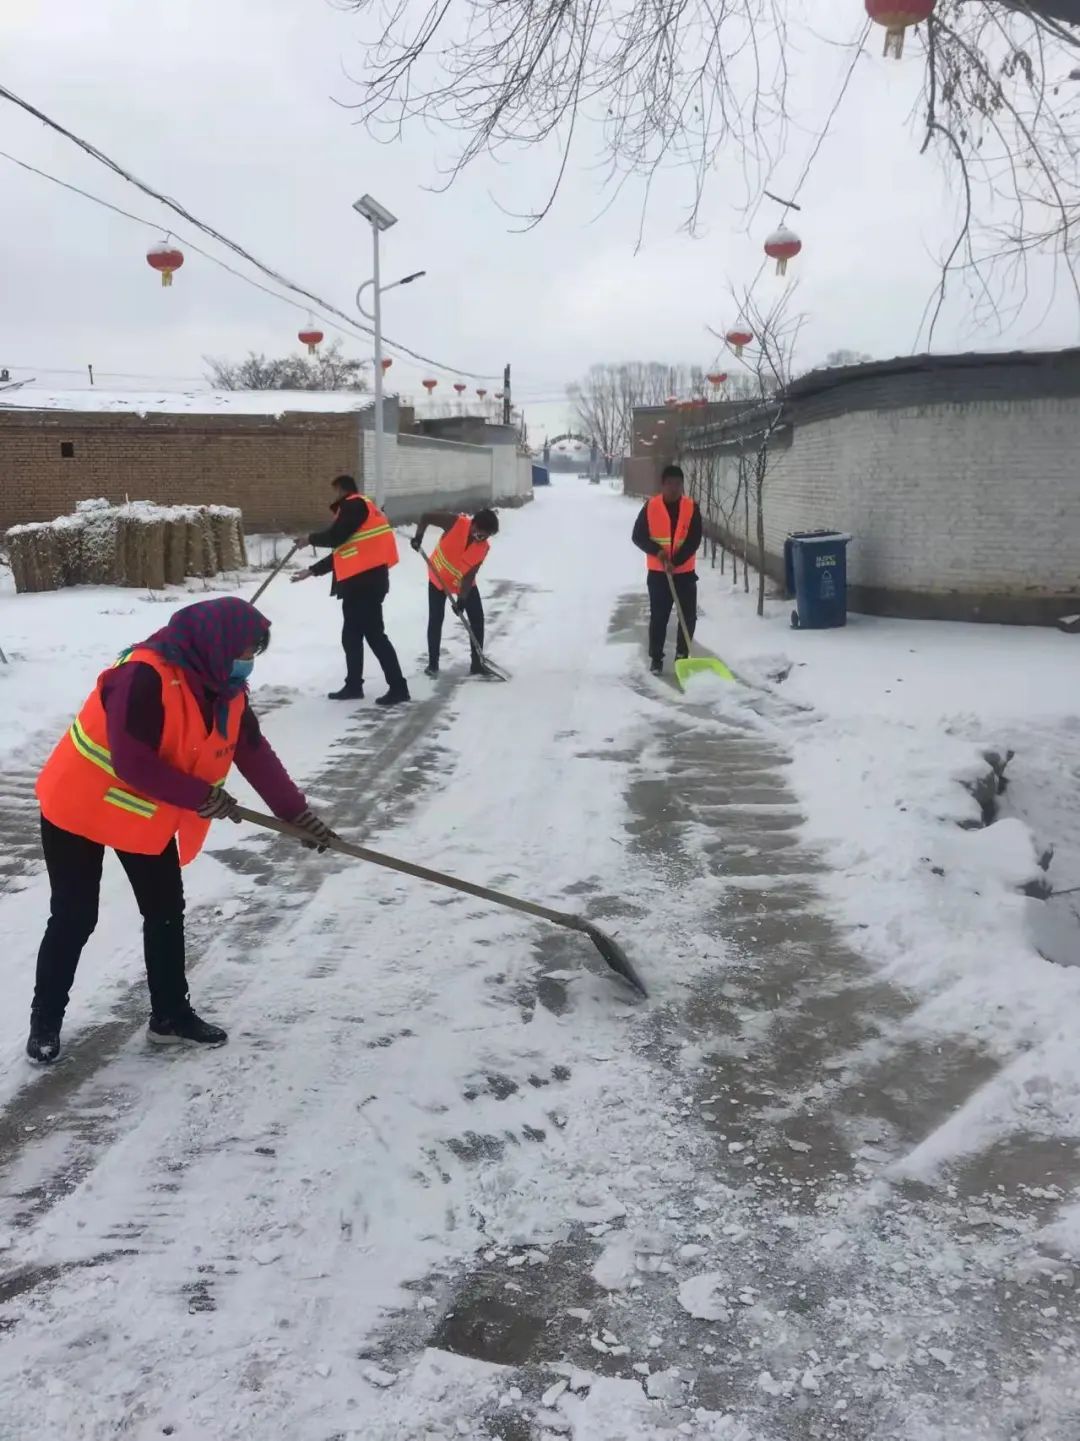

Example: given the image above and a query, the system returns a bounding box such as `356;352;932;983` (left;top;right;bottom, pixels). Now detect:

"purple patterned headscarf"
140;596;270;734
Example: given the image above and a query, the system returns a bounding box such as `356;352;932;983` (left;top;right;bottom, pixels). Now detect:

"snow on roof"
0;387;374;418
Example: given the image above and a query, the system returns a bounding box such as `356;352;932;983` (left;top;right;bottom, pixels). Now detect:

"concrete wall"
679;353;1080;624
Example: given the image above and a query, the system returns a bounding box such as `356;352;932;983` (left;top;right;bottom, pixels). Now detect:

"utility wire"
0;85;501;380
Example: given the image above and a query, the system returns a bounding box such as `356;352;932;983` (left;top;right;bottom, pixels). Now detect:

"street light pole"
370;222;385;507
353;194;401;511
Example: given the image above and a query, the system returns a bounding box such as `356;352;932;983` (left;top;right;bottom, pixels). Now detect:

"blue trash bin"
783;531;851;629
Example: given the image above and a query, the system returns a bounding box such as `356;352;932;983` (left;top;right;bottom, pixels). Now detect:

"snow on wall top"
0;388;375;418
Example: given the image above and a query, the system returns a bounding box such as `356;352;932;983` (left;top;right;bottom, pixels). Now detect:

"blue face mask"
230;658;254;682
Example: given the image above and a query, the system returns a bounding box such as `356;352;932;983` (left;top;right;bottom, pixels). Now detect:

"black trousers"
427;583;484;668
32;814;189;1024
341;573;404;690
647;571;697;661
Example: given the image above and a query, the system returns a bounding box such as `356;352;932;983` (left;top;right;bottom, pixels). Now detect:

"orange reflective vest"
646;495;697;574
36;648;245;865
428;514;490;596
332;493;399;582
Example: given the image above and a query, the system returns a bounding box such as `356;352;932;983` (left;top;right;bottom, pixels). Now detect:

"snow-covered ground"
0;479;1079;1439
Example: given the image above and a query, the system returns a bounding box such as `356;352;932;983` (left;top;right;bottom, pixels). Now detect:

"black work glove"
290;807;338;853
198;787;241;822
410;534;423;552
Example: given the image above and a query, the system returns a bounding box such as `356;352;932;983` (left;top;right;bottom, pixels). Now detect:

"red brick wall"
0;409;363;533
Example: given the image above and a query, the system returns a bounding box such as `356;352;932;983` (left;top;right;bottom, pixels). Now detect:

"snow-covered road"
1;479;1079;1440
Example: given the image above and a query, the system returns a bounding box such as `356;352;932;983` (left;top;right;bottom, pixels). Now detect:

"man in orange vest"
632;463;703;675
291;474;409;706
410;507;500;677
28;597;335;1065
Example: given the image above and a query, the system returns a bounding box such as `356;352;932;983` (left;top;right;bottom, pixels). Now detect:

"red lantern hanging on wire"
146;239;184;288
494;390;505;401
476;388;488;399
298;322;324;355
864;0;935;58
381;358;393;373
764;224;802;276
706;372;728;390
454;382;467;395
726;326;754;357
422;378;438;394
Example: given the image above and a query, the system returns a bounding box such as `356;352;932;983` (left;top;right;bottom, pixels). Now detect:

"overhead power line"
0;83;501;381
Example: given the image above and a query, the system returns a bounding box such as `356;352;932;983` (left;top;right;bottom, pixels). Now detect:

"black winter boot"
148;1007;228;1048
375;684;411;707
328;684;364;701
26;1011;62;1065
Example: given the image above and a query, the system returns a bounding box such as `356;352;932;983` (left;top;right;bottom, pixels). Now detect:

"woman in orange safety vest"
27;597;334;1066
410;507;500;677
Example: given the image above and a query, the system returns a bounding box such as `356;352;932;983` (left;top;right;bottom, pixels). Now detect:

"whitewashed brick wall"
363;432;533;512
688;397;1080;601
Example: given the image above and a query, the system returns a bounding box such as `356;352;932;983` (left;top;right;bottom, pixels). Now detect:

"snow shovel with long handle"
416;544;510;682
664;565;735;689
250;543;300;606
235;805;647;998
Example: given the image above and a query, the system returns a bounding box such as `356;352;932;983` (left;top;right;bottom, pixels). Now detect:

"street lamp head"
353;193;398;231
399;270;427;285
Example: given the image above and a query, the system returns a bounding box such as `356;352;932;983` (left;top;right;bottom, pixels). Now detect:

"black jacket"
307;495;389;596
632;497;703;570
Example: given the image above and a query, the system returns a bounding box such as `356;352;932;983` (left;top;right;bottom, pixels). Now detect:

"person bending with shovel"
632;464;704;676
27;597;336;1065
411;507;500;678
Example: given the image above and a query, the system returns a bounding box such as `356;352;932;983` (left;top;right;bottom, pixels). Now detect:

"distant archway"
546;432;593;448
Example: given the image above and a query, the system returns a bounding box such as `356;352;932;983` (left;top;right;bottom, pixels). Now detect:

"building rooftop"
0;387;375;418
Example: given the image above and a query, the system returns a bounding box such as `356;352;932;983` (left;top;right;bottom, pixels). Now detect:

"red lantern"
706;372;728;389
476;388;488;399
422;378;438;394
146;240;184;288
298;324;324;355
865;0;935;57
764;225;802;276
381;358;393;373
495;391;505;400
726;326;754;357
454;382;467;395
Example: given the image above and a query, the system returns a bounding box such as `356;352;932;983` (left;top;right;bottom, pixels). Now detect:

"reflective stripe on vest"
332;494;399;582
646;494;696;574
36;648;244;866
428;514;490;596
68;716;161;820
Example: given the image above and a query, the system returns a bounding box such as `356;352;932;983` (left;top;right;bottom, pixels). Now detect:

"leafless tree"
205;339;369;391
705;285;804;616
569;361;757;471
340;0;1080;322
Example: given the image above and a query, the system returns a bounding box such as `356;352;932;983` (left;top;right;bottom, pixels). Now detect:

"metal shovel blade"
581;921;649;997
674;655;735;690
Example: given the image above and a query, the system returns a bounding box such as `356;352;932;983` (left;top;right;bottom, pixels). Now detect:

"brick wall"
681;393;1080;623
0;409;360;533
0;405;533;536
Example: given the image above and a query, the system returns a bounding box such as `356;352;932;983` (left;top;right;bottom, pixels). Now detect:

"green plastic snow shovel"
665;566;735;689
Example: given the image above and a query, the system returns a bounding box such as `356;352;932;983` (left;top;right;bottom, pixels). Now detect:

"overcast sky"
0;0;1076;439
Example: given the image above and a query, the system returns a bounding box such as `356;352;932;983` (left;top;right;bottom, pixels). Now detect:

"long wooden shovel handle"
664;564;695;657
250;543;300;605
234;805;589;935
